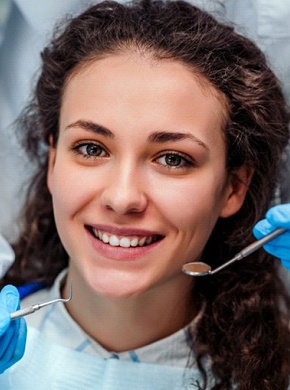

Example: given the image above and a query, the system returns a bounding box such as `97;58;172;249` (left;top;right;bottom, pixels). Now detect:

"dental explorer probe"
10;283;72;320
182;227;286;277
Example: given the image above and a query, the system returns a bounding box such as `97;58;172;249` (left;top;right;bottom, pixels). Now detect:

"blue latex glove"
0;285;27;374
253;204;290;270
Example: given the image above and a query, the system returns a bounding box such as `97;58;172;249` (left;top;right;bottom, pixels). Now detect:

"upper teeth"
93;229;153;247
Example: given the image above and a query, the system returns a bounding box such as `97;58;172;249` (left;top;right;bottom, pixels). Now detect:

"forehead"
64;50;228;113
60;52;229;149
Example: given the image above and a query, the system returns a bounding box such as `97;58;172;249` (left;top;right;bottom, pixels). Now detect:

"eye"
156;152;194;169
73;142;108;159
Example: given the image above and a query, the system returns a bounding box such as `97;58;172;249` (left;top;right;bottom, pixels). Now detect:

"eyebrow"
65;120;209;151
148;131;209;151
65;120;114;138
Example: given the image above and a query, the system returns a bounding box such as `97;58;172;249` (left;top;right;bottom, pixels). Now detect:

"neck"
63;269;196;352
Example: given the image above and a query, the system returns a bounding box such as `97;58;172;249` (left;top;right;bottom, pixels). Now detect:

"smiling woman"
47;53;236;301
0;0;289;389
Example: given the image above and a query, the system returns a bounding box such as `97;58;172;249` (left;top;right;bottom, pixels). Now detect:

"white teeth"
92;229;155;248
119;237;131;248
109;235;119;246
102;233;109;243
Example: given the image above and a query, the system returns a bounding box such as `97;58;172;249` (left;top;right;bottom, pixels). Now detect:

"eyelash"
72;141;108;159
155;152;195;169
71;142;195;169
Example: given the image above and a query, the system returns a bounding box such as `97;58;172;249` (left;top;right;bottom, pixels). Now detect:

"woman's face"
48;52;247;299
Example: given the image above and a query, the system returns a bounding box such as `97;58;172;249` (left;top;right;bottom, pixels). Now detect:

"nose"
100;164;148;215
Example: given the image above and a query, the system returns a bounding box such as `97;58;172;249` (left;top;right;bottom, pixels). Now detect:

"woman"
0;1;289;388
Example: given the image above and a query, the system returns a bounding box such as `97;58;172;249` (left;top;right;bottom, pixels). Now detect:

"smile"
89;228;162;248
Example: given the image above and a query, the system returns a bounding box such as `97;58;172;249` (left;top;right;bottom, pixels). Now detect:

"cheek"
50;163;93;219
152;173;227;230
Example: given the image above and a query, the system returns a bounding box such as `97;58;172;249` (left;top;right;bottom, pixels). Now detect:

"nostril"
101;188;148;215
105;204;114;211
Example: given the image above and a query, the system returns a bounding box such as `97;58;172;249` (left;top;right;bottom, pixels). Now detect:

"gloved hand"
253;203;290;270
0;285;27;374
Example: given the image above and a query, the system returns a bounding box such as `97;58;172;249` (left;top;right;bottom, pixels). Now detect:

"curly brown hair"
3;1;290;388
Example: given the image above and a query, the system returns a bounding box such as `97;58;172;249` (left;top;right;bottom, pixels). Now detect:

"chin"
79;260;159;299
96;285;148;299
88;275;152;299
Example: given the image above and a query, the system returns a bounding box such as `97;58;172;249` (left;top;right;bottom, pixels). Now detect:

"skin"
47;52;249;351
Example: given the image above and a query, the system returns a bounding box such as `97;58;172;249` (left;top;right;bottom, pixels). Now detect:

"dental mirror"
182;227;286;277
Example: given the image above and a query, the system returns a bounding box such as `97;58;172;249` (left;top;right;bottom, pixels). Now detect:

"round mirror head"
182;262;212;276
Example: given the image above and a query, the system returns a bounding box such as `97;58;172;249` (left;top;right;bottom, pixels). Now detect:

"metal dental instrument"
10;282;72;320
182;227;286;277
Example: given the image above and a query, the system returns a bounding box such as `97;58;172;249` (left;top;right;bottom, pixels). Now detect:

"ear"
219;166;254;218
47;135;56;194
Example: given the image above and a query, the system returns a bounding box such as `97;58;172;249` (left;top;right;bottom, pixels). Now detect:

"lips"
86;226;163;248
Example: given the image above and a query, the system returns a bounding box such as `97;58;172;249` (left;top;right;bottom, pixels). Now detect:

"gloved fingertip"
252;227;261;240
1;285;20;312
266;204;290;227
1;285;19;296
253;219;272;238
